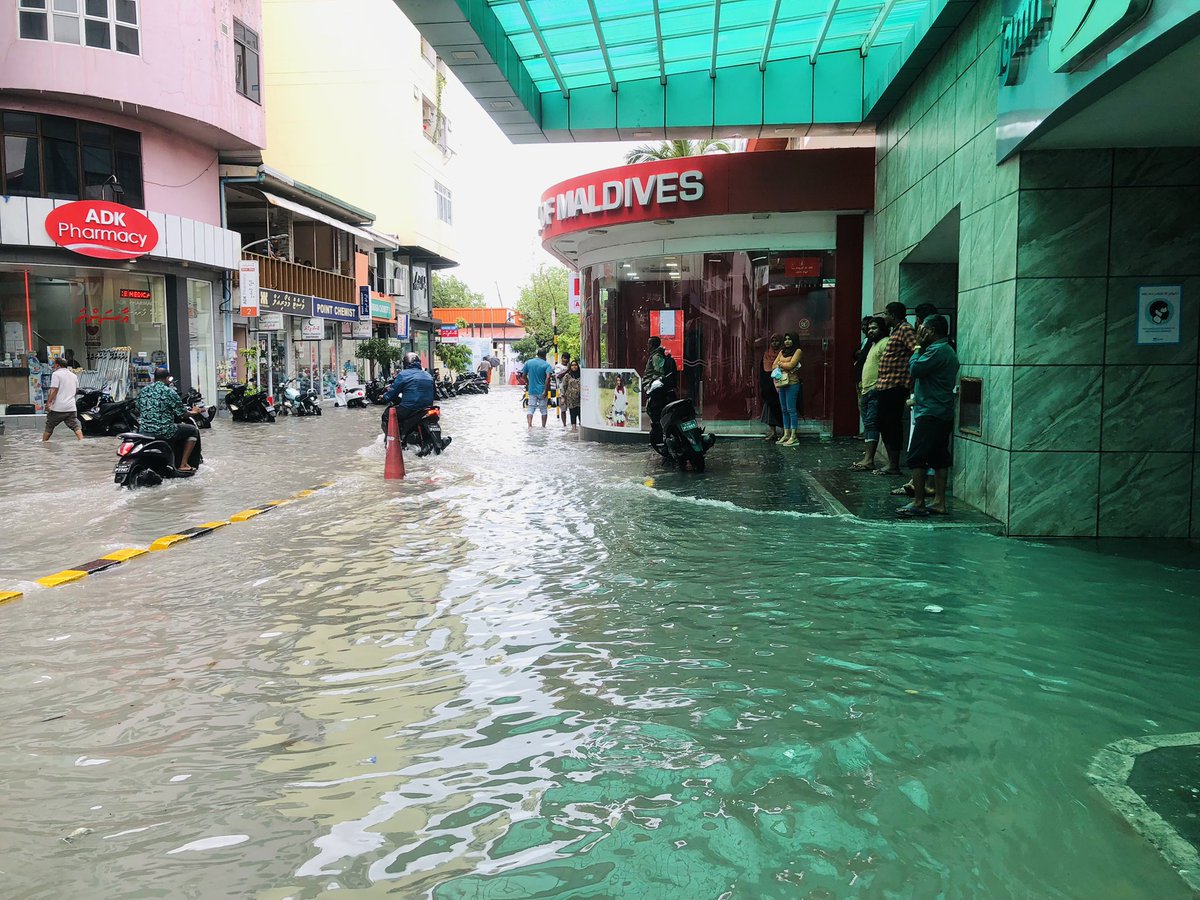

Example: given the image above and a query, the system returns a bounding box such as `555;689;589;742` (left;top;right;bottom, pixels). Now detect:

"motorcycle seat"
118;432;166;443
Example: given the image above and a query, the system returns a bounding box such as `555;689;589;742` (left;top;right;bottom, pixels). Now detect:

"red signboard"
784;257;822;278
439;327;459;339
45;200;158;261
119;289;153;300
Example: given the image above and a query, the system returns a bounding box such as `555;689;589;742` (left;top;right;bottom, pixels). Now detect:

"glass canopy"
396;0;960;141
489;0;931;95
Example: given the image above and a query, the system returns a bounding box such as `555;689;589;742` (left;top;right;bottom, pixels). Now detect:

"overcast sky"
446;78;640;308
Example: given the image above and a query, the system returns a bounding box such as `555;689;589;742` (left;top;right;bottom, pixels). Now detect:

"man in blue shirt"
522;348;554;428
898;314;960;517
383;352;435;436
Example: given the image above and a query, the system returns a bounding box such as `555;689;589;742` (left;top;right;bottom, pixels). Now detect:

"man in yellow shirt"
851;317;889;471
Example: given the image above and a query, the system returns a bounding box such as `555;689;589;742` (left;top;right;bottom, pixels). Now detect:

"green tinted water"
0;392;1197;898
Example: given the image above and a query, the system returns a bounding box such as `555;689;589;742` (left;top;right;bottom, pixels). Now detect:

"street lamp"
242;234;289;253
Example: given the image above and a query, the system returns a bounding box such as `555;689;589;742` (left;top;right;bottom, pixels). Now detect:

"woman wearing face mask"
772;332;803;446
560;360;582;431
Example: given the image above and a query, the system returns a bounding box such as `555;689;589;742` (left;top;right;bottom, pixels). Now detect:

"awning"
261;190;377;244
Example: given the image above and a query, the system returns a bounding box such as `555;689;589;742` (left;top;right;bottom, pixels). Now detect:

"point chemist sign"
45;200;159;260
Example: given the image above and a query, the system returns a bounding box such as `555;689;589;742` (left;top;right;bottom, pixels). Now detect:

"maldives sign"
539;169;704;233
45;201;158;260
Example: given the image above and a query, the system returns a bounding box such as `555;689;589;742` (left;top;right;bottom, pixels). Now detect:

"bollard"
384;406;405;480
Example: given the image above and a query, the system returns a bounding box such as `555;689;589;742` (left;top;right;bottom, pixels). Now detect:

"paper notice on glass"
1137;285;1182;345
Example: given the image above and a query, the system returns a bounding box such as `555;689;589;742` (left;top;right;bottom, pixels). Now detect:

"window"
419;36;437;68
234;19;261;104
435;182;452;225
18;0;140;54
0;110;144;208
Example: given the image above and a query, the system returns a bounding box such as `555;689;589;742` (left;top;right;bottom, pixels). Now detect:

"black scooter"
113;427;204;487
380;403;452;457
224;382;276;423
647;382;715;472
77;389;139;436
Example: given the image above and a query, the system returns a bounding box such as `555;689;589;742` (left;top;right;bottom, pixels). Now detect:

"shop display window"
0;266;167;405
580;249;837;427
187;279;217;404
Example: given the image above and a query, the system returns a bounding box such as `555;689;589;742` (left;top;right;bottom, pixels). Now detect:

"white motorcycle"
336;376;368;409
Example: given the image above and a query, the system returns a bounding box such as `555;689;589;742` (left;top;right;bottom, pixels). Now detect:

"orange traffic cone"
384;407;405;480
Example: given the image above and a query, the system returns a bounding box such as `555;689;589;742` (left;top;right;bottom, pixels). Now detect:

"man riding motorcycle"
383;352;436;438
643;336;678;448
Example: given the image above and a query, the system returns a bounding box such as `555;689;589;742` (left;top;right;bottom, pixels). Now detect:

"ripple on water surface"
0;393;1198;898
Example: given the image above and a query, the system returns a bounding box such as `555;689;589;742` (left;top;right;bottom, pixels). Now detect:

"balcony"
235;252;355;304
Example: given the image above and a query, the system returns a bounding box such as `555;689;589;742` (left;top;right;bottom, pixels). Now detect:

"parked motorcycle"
224;382;276;423
281;378;322;416
647;381;715;472
179;386;217;429
380;403;452;457
77;389;139;437
113;427;204;487
336;377;368;409
366;375;392;405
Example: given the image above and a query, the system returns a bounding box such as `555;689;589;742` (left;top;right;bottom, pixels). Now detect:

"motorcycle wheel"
690;456;706;473
314;406;322;416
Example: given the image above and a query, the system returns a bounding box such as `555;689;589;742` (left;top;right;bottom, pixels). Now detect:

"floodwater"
1;389;1198;899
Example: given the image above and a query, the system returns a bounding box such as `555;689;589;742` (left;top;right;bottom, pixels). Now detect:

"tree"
623;139;731;165
432;273;485;308
514;264;579;363
355;337;404;378
435;342;472;374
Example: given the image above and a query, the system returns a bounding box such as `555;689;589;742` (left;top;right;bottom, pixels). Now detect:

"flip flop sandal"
849;462;873;471
872;469;902;477
890;485;914;496
896;504;931;517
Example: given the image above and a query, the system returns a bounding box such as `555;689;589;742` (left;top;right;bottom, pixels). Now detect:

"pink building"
0;0;265;412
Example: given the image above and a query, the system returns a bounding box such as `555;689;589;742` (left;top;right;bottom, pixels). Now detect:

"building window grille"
0;110;144;208
435;182;452;225
19;0;140;54
234;19;261;104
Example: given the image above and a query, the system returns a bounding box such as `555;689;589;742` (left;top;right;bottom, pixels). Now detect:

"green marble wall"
873;0;1018;524
875;0;1200;537
1012;148;1200;537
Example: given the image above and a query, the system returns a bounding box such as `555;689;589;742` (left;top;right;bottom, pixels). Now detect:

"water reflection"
0;393;1198;898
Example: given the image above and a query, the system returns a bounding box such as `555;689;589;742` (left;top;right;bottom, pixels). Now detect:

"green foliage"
432;273;485;308
435;342;472;374
623;139;732;165
514;264;579;363
355;337;404;377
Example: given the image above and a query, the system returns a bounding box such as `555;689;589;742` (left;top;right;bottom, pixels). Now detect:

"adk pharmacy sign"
1000;0;1152;85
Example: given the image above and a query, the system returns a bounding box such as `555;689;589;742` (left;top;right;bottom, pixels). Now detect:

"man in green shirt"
137;368;201;472
898;315;959;517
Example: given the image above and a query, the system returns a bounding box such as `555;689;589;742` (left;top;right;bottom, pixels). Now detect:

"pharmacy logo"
46;201;158;260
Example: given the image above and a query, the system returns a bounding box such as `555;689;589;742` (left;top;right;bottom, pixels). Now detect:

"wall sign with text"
46;201;159;261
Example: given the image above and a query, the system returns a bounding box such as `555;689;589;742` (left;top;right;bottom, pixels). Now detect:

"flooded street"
1;389;1199;898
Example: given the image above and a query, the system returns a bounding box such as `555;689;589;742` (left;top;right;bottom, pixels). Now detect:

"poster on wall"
568;272;582;314
581;368;642;432
1136;285;1182;345
301;318;323;340
352;318;372;339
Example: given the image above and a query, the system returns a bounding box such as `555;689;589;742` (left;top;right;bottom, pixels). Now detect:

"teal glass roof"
395;0;965;142
489;0;930;94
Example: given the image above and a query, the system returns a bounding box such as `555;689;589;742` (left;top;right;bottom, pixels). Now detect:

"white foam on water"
924;605;944;613
636;484;836;520
169;774;191;783
166;834;249;854
74;756;110;767
104;822;168;840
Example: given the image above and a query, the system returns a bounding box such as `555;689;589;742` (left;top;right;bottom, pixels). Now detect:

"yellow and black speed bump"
2;484;334;604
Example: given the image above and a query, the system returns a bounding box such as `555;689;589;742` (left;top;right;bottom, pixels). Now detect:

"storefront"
0;197;239;413
540;150;874;442
249;289;360;399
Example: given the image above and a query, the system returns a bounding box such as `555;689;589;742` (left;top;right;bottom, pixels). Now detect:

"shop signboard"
257;311;285;331
359;285;371;318
439;326;459;339
568;272;582;314
370;297;393;321
352;318;373;339
784;257;822;278
313;298;358;322
396;313;410;340
1049;0;1152;72
301;318;323;340
411;267;429;312
45;200;159;261
581;368;642;432
260;289;312;317
240;260;261;316
1136;285;1182;345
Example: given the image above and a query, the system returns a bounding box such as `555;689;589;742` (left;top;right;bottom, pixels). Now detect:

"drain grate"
1089;732;1200;894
